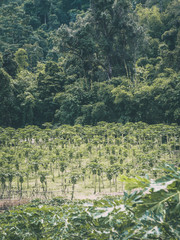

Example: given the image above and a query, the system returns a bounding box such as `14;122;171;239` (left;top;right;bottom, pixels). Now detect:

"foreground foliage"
0;164;179;239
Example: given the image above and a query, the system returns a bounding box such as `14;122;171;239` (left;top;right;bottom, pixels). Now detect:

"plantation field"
0;122;180;239
0;122;179;200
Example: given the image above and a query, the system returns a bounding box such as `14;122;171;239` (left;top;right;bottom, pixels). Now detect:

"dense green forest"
0;0;180;128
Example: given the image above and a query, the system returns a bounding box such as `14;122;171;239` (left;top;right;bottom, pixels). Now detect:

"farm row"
0;122;179;199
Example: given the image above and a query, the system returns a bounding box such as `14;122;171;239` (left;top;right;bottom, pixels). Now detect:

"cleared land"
0;122;179;202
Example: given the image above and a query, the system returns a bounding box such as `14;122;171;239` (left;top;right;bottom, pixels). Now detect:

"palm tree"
19;172;24;198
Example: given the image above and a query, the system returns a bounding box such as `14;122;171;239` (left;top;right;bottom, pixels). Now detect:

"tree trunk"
26;175;29;189
101;173;105;189
61;172;64;193
93;174;97;194
35;172;38;189
17;176;19;191
9;181;12;198
115;176;118;192
98;174;101;193
71;184;75;200
0;182;6;199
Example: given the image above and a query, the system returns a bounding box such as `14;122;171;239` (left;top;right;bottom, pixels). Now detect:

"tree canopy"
0;0;179;127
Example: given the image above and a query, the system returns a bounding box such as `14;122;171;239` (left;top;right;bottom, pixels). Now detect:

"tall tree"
35;0;51;24
2;50;18;78
0;68;17;126
58;0;143;83
36;61;66;124
14;48;29;71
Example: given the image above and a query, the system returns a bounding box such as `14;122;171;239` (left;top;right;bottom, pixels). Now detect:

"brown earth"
0;198;29;211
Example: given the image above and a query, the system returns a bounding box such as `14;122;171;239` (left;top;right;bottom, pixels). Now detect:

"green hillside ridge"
0;0;179;128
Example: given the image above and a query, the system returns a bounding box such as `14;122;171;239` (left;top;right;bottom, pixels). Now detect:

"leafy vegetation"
0;164;179;239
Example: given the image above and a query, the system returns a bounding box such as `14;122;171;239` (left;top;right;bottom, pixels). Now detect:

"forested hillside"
0;0;180;127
